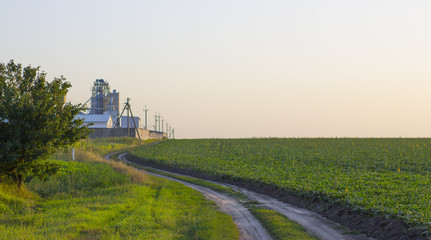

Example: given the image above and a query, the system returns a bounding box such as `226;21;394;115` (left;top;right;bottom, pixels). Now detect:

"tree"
0;60;91;187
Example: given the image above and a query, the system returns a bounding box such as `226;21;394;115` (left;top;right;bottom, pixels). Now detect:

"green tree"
0;60;91;187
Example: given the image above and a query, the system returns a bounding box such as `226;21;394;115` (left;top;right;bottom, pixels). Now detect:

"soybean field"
130;138;431;230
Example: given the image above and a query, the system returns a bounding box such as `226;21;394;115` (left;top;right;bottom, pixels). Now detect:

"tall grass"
76;150;151;184
0;177;35;215
26;160;131;197
51;137;155;184
71;137;158;156
0;137;238;240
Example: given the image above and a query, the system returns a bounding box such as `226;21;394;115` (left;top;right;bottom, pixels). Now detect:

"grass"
249;208;319;240
128;164;249;201
54;137;160;160
1;180;238;239
0;137;238;240
0;177;36;215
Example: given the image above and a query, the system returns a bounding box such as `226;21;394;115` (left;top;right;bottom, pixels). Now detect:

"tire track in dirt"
117;152;272;240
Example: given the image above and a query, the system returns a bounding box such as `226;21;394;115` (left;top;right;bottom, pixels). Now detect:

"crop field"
130;138;431;230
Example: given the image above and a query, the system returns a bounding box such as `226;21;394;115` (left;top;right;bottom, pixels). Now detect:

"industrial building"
76;79;166;140
120;116;141;129
75;114;113;128
89;79;119;115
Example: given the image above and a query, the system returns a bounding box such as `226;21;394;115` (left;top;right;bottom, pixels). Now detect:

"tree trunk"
17;174;23;188
12;173;23;188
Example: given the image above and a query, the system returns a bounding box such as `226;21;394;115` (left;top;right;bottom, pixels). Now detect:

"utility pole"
127;98;130;137
161;118;164;133
166;122;169;136
158;113;161;132
154;112;158;131
143;105;149;130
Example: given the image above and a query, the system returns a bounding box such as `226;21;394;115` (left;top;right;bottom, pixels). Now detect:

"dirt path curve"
113;152;272;240
217;183;373;240
111;152;374;240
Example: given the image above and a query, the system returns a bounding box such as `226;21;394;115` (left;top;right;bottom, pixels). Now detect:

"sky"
1;0;430;138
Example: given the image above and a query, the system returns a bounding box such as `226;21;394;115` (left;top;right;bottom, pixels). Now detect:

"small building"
76;114;114;128
120;116;141;129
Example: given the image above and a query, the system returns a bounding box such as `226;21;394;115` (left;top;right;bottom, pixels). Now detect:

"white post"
72;148;75;161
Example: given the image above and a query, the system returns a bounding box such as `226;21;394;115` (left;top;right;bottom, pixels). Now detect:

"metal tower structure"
113;98;141;140
90;79;110;114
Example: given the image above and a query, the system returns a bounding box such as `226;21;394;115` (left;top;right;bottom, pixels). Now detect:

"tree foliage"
0;60;91;187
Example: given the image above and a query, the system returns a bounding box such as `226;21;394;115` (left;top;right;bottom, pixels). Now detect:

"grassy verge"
0;138;238;240
126;161;319;240
130;164;249;201
250;208;319;240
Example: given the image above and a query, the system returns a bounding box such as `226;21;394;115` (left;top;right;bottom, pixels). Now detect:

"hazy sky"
1;0;430;138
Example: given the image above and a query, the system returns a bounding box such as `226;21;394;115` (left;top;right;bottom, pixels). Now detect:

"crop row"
130;138;431;229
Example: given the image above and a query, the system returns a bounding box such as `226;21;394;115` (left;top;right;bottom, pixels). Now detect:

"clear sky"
1;0;430;138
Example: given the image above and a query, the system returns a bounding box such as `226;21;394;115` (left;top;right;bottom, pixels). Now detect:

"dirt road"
115;152;374;240
221;183;373;240
116;152;272;240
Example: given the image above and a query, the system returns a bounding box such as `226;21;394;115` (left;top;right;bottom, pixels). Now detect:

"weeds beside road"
0;138;238;240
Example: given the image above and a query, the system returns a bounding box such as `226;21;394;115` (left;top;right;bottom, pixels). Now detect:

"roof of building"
120;116;140;120
76;114;112;123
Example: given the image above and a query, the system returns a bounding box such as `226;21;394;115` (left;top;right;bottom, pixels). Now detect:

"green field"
0;138;238;240
130;138;431;230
